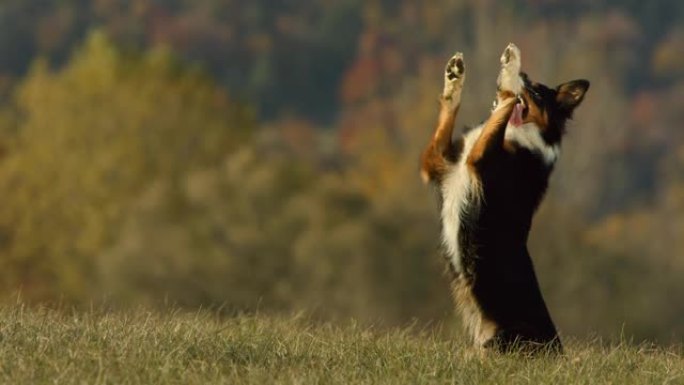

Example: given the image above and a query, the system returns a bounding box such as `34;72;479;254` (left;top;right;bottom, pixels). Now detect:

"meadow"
1;303;681;385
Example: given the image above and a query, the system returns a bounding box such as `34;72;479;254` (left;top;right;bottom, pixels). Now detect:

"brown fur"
466;97;518;173
420;97;461;184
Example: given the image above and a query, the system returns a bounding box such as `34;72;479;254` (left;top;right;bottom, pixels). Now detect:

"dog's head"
494;44;590;147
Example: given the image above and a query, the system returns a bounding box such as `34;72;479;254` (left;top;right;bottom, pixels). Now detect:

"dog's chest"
439;123;559;274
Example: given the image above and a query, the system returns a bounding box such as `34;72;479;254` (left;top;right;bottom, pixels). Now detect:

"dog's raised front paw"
443;52;466;107
497;43;523;95
500;43;521;68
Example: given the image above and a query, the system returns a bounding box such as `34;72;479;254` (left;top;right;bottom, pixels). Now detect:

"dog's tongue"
509;103;524;127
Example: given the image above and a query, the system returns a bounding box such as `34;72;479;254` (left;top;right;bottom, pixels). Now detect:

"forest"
0;0;682;343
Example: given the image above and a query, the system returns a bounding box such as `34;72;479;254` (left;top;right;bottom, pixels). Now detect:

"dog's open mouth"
509;96;527;127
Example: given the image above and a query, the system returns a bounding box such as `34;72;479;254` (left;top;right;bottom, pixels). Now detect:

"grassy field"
0;304;682;384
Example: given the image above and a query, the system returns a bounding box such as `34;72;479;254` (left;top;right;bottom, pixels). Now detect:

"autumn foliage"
0;0;682;343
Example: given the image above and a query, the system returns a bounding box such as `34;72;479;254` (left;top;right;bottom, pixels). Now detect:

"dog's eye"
527;87;542;102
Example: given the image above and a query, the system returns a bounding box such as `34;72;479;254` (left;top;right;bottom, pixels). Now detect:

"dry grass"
0;303;681;384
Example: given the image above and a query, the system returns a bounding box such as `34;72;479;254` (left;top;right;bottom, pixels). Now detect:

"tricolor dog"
420;44;589;353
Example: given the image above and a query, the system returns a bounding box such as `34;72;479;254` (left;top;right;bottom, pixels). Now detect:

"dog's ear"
556;79;589;115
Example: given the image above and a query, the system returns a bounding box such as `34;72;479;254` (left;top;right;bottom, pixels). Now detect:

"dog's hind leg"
420;52;466;184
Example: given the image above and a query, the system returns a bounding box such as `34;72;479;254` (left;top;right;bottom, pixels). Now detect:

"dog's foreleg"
466;97;517;172
420;53;466;184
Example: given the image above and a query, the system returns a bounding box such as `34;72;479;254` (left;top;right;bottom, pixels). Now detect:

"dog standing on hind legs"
421;44;589;354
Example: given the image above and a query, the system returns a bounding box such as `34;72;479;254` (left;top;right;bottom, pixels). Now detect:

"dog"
420;43;589;353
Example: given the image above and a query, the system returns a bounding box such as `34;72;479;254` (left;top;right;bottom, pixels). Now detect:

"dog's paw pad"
497;43;523;94
500;43;521;69
445;53;465;82
443;52;465;103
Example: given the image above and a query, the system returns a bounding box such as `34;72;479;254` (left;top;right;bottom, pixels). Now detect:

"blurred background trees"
0;0;682;343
